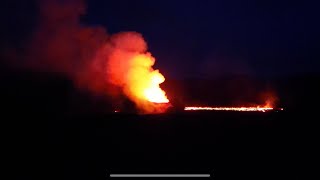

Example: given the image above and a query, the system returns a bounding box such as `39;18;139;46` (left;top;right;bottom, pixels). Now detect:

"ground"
2;69;315;179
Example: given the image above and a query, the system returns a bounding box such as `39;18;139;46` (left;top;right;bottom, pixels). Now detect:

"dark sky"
2;0;320;78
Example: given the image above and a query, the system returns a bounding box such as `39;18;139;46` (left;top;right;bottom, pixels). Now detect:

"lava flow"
184;106;283;112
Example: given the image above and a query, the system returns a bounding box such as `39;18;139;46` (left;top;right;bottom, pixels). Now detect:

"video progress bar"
110;174;210;178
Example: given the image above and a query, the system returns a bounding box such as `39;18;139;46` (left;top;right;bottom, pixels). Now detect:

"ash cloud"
12;0;158;112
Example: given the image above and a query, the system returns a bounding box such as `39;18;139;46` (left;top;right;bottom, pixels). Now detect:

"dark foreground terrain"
8;110;310;180
2;70;316;179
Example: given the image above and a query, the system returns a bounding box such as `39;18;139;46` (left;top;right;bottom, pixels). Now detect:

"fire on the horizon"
184;94;281;112
104;33;170;114
184;106;283;112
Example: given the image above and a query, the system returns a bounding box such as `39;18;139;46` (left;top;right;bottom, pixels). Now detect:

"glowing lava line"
184;106;281;112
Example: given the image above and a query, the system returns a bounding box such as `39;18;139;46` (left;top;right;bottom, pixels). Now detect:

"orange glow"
144;77;169;103
184;97;282;112
107;45;170;113
103;32;170;114
184;106;275;112
126;53;169;104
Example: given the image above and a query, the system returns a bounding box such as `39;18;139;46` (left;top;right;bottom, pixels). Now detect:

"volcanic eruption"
104;32;170;113
15;0;170;114
9;0;284;114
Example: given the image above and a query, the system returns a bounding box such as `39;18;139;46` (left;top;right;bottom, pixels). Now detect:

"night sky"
2;0;319;78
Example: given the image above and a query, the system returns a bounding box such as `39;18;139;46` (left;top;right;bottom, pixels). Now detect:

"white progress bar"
110;174;210;178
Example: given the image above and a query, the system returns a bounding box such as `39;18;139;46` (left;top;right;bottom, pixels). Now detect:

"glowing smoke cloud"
21;0;169;113
95;32;169;113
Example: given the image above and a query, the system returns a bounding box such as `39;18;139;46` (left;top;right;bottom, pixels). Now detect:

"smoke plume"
21;0;169;113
